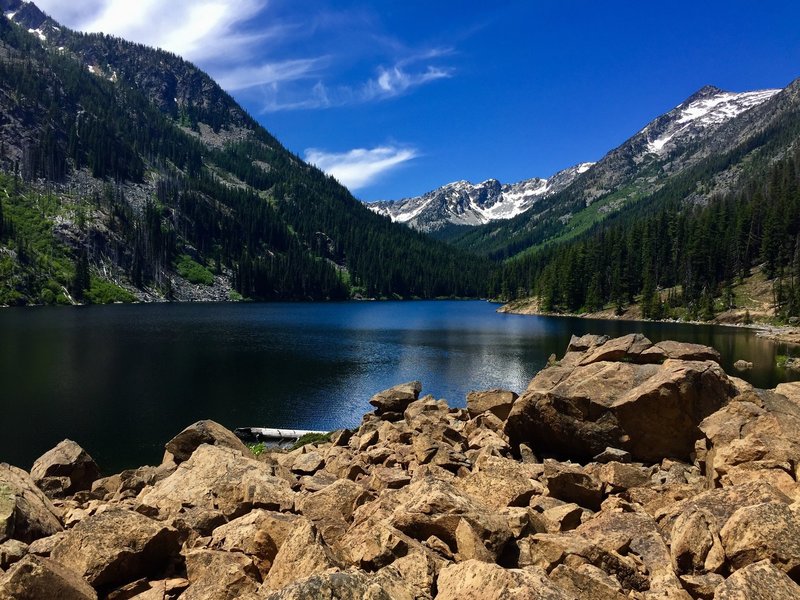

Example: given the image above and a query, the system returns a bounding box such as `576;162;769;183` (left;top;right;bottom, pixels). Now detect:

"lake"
1;300;797;473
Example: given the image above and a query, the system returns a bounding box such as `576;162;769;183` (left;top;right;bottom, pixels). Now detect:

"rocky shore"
3;334;800;599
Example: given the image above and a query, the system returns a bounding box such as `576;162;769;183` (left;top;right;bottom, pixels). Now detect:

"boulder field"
3;333;800;599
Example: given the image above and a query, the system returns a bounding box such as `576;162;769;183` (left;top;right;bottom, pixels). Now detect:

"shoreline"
497;300;800;345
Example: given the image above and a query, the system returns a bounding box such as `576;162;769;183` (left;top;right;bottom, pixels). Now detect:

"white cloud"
305;146;417;191
215;58;326;92
33;1;455;110
368;65;452;99
35;0;268;62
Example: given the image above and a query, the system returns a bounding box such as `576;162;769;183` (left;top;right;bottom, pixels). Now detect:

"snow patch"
28;27;46;42
645;88;780;154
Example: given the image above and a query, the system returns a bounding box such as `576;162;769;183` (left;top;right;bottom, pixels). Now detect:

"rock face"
49;508;180;590
0;464;63;544
0;555;98;600
138;444;295;519
30;440;101;498
6;335;800;599
505;334;737;461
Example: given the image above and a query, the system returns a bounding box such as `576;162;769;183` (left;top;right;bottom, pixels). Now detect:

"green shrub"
176;254;214;285
248;442;266;457
85;278;136;304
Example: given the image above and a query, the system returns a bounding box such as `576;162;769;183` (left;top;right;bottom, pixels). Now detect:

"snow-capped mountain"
640;86;780;156
369;162;594;232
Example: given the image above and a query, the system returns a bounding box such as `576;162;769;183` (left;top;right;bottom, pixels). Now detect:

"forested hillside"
493;142;800;321
0;6;489;305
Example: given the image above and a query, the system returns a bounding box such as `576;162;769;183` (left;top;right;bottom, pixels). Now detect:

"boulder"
436;560;572;600
374;549;439;599
670;508;725;575
262;519;344;591
593;447;631;464
679;573;723;599
49;508;180;590
658;481;792;547
0;555;97;600
370;381;422;419
0;539;27;570
719;501;800;576
386;477;513;563
466;389;518;421
573;509;690;598
299;479;371;545
209;510;300;577
290;451;324;475
181;550;261;600
734;360;753;371
138;444;295;520
106;578;189;600
0;463;63;544
507;339;738;462
164;420;250;463
645;340;721;363
598;461;650;493
454;455;543;511
699;390;800;492
30;440;101;498
550;564;629;600
713;559;800;599
260;569;397;600
545;463;604;510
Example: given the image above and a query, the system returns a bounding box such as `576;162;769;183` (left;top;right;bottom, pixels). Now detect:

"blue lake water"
0;300;796;473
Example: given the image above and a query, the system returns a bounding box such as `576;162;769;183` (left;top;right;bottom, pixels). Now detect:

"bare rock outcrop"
505;334;738;462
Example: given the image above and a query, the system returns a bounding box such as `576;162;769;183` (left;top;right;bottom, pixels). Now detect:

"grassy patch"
290;432;332;451
176;254;214;285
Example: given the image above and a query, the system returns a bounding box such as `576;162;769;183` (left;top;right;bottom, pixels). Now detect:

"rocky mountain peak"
368;162;593;232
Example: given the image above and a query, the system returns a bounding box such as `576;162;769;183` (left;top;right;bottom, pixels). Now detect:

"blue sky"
35;1;800;201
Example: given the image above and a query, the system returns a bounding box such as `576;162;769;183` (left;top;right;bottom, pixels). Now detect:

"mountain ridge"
368;162;594;232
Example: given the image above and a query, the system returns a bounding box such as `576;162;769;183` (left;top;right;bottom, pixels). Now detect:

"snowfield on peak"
368;162;594;232
644;88;780;155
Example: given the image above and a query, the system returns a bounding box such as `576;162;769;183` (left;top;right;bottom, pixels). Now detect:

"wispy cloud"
366;64;453;100
305;146;418;191
261;58;454;112
34;0;456;111
215;58;327;92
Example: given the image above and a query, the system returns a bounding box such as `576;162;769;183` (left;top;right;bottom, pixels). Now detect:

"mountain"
0;2;489;305
490;78;800;322
367;162;594;233
449;83;786;260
